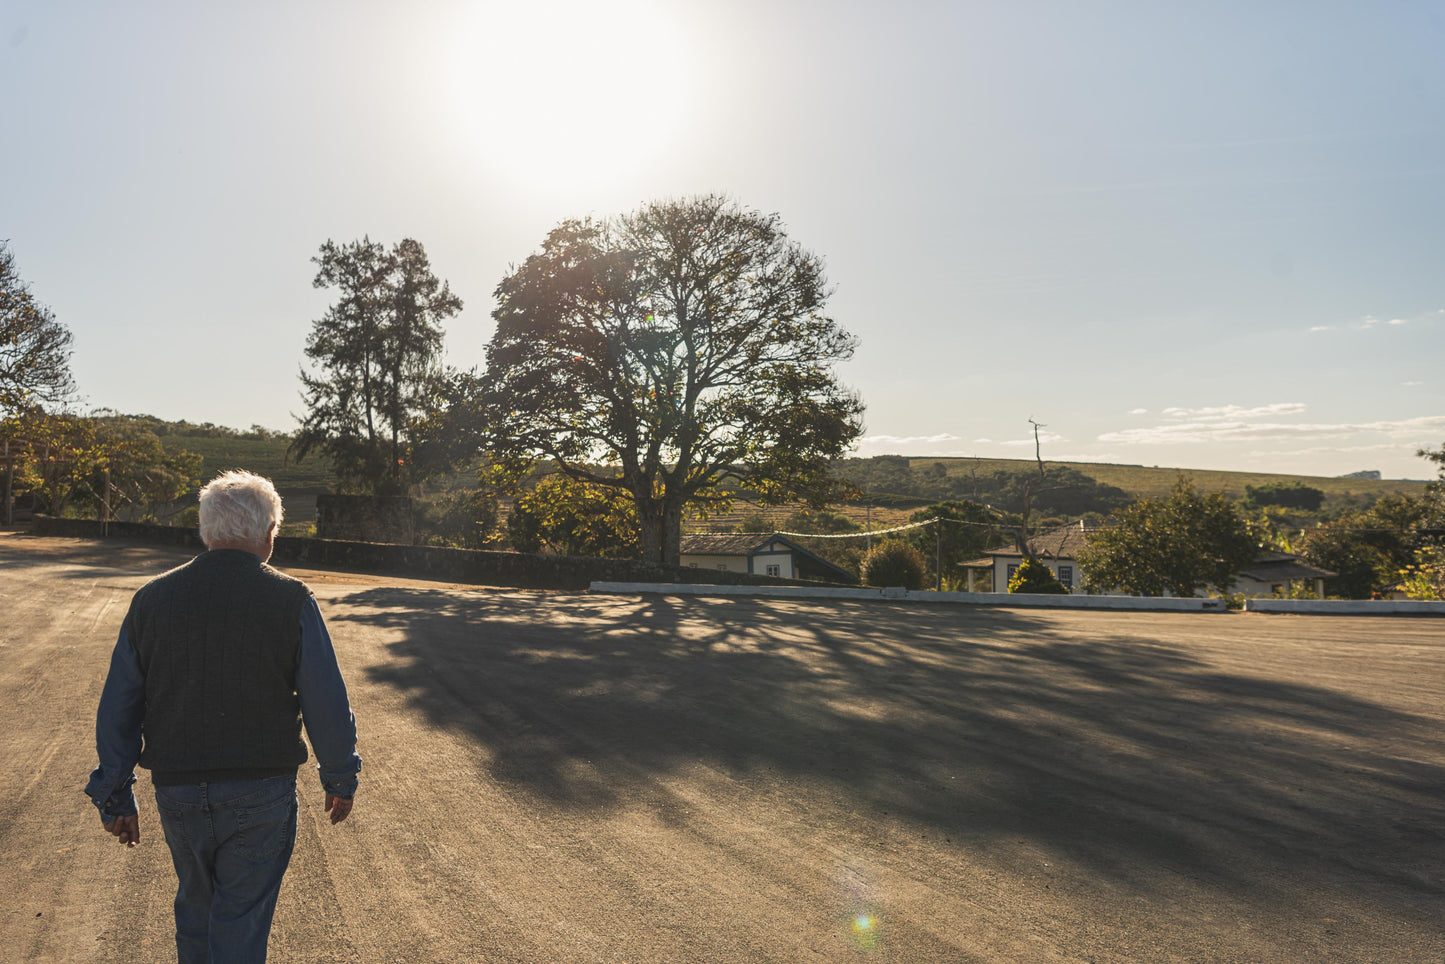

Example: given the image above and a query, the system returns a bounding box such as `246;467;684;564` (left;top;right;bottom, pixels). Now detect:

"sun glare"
446;0;692;191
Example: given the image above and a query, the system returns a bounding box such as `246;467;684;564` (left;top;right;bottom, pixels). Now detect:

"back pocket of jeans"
233;793;297;863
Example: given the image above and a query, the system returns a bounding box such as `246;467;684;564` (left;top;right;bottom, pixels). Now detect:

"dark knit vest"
129;549;311;784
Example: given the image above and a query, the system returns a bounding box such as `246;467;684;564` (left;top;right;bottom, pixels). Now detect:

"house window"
1058;565;1073;588
766;564;780;577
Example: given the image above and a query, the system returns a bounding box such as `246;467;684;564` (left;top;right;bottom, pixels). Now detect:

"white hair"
198;471;283;546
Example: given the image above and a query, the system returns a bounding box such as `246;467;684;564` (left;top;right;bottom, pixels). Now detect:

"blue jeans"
154;775;298;964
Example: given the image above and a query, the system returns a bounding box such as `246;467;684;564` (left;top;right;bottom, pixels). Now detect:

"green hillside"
159;435;333;492
146;414;1429;516
901;457;1427;507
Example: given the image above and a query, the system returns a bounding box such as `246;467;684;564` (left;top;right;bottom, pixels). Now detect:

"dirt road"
3;533;1443;962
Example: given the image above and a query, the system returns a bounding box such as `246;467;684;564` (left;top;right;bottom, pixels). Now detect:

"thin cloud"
1127;408;1148;415
1100;414;1445;445
1050;452;1121;463
1000;431;1068;447
1309;325;1332;333
859;432;963;445
1161;403;1307;421
1403;381;1422;387
1389;318;1409;326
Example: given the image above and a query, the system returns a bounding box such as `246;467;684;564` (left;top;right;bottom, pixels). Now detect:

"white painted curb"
1243;598;1445;615
589;582;1226;611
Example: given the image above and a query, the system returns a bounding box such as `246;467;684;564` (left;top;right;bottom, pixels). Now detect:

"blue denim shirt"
85;595;362;819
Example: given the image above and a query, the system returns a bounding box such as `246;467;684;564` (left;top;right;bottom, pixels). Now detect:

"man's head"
198;471;283;558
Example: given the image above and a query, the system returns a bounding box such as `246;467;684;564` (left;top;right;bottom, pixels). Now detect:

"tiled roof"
679;532;856;583
978;521;1105;560
965;525;1338;582
1238;557;1337;581
679;532;773;556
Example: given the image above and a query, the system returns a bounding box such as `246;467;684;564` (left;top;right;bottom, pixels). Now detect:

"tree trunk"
635;493;665;566
660;497;685;568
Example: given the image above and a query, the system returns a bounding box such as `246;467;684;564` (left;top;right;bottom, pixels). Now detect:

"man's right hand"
324;794;353;825
103;813;140;847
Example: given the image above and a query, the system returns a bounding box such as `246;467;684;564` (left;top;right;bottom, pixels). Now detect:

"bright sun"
445;0;693;191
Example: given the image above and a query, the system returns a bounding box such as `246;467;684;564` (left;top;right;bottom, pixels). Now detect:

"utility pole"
935;516;942;591
2;440;12;527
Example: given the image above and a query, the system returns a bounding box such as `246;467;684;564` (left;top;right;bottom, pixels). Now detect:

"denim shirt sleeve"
85;622;144;819
296;596;362;799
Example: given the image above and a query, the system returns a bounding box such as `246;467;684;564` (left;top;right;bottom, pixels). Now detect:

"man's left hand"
102;814;140;847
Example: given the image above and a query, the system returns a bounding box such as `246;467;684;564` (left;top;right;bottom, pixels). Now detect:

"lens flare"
850;912;881;950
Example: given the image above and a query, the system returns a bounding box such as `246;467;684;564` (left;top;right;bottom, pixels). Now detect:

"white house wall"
680;553;747;572
749;551;795;579
992;558;1085;593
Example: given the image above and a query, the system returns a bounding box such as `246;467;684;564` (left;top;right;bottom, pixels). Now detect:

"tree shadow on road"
330;588;1445;903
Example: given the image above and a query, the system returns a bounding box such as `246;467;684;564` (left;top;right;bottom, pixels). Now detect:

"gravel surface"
3;532;1443;963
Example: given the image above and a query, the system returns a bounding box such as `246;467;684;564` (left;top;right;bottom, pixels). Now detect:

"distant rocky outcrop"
1338;470;1381;480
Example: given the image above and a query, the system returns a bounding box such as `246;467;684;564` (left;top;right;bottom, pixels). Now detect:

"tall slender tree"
0;242;75;414
291;238;462;494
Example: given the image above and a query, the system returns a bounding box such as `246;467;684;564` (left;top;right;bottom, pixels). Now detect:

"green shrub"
860;540;926;589
1007;557;1068;594
416;490;499;549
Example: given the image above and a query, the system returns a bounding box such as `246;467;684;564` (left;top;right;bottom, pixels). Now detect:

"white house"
959;521;1097;593
959;521;1334;596
678;532;856;583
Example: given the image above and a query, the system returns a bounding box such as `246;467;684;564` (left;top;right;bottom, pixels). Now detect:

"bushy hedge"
861;540;926;589
1007;557;1068;594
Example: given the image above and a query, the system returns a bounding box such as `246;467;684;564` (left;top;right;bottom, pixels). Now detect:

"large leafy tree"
1078;477;1257;597
475;196;864;566
1;411;200;520
905;500;999;590
1299;445;1445;598
291;237;462;495
1;242;75;414
505;473;640;558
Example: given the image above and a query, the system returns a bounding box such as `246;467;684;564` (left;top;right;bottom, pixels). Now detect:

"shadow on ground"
334;588;1444;901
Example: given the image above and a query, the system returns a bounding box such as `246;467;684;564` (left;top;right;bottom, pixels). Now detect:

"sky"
3;1;1443;480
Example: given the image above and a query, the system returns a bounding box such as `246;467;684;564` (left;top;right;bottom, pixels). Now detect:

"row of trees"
292;196;865;566
2;243;206;524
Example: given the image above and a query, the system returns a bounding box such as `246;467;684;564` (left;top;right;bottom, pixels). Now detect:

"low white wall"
1243;598;1445;615
589;582;1226;611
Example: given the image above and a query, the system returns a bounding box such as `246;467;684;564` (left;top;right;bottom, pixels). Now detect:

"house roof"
959;530;1339;583
679;532;855;583
1237;556;1337;581
680;532;776;556
965;521;1104;563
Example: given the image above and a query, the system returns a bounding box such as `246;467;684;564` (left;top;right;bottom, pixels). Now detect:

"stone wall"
30;516;832;592
315;494;414;544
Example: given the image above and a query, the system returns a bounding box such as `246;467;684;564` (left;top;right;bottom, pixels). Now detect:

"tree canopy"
1297;445;1445;597
1;410;201;521
1;242;75;414
1243;480;1325;511
473;195;864;565
905;500;999;590
291;237;462;495
1077;478;1256;597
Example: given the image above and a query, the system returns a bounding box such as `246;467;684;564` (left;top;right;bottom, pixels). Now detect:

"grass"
159;431;1431;535
161;436;333;493
903;456;1428;505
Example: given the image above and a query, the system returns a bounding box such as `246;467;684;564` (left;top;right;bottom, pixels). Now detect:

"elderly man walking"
86;471;361;963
